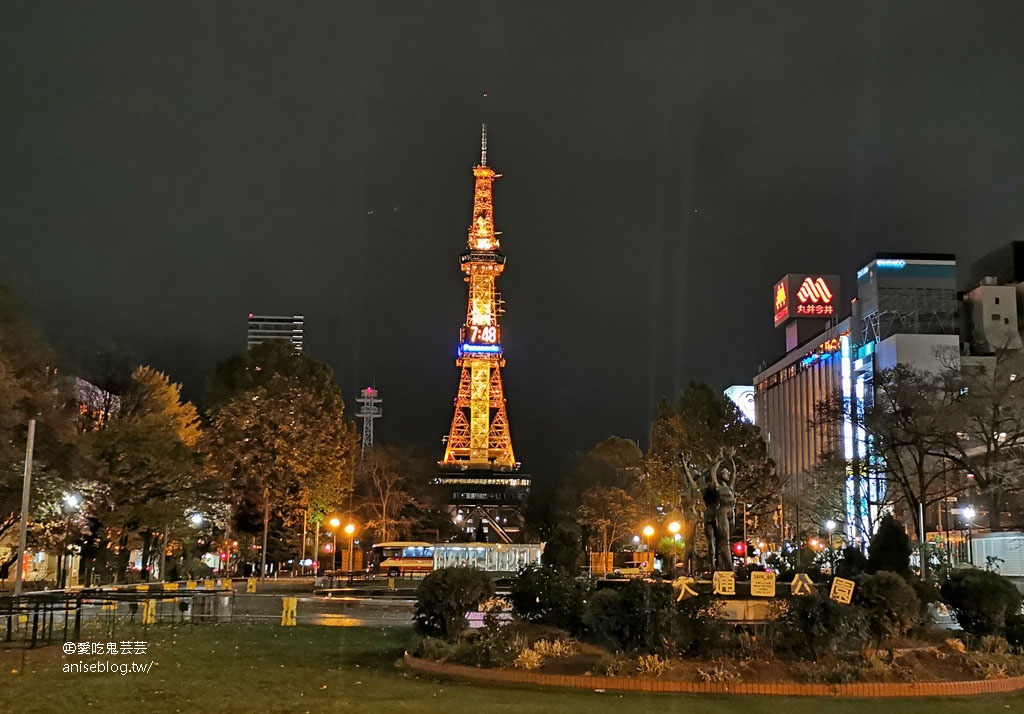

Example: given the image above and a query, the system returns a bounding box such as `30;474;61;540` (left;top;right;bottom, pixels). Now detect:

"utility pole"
13;419;36;598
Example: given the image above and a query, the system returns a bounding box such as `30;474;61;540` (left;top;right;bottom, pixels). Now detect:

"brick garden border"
404;654;1024;697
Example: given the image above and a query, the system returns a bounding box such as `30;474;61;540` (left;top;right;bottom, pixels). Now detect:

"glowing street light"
60;493;81;589
328;518;341;574
344;523;356;585
963;506;976;565
642;524;655;556
668;521;681;535
189;513;204;527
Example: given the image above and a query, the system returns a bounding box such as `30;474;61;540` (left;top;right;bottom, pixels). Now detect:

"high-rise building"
435;127;529;543
247;314;304;352
756;254;960;544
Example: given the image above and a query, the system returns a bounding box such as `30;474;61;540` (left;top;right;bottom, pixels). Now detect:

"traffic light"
732;541;747;557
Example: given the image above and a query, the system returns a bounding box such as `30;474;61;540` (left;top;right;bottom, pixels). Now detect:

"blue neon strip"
460;343;502;354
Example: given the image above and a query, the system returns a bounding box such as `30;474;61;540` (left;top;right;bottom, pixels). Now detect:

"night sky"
4;3;1024;482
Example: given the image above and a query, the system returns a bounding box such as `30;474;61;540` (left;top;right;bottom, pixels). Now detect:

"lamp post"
328;517;340;577
825;519;837;573
642;525;654;568
60;493;80;589
963;506;976;566
345;523;356;585
667;521;681;576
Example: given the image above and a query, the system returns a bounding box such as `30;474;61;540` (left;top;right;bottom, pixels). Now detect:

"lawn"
2;623;1024;714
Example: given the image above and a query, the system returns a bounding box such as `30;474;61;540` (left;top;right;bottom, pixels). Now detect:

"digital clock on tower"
463;325;501;344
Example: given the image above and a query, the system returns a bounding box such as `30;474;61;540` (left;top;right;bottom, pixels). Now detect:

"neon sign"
773;274;839;327
773;281;788;326
460;343;502;354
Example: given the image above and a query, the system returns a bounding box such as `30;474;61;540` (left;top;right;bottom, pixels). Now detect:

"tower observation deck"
441;125;518;470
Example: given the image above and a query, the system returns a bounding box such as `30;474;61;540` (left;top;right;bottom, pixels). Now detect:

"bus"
368;542;435;577
368;542;544;577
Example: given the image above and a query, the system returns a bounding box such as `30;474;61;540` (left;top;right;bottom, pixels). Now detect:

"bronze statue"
682;447;737;572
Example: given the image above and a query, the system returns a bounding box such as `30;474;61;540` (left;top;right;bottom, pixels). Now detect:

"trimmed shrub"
1006;613;1024;648
582;588;625;649
508;564;590;633
771;592;865;661
582;579;679;654
867;516;912;574
940;569;1021;638
855;571;920;647
414;566;495;639
673;593;731;658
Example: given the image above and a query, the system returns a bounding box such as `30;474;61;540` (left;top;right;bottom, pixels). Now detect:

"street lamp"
328;518;340;576
344;523;356;585
189;513;204;527
963;506;976;565
642;525;654;567
60;493;80;589
825;519;837;572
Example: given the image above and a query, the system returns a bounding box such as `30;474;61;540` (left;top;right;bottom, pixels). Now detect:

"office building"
247;314;304;352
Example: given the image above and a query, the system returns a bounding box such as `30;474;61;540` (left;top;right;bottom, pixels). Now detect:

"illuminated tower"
442;125;517;469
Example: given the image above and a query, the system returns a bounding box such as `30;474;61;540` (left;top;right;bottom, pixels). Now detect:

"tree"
541;522;583;575
529;437;644;533
934;348;1024;531
0;284;79;560
576;486;640;556
88;366;214;580
863;366;964;539
205;342;358;565
356;446;422;543
644;383;779;569
867;515;912;575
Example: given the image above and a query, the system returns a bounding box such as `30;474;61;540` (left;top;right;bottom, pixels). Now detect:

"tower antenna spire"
480;123;488;167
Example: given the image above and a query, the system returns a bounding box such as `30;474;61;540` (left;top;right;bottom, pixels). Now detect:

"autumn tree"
576;486;640;555
0;284;79;568
204;341;358;564
88;366;215;580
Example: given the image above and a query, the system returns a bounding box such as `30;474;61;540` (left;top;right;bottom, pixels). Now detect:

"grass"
2;623;1024;713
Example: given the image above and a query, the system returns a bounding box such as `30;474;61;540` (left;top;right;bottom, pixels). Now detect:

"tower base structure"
433;468;531;544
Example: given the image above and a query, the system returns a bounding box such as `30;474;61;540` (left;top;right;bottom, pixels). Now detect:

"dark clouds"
3;2;1024;481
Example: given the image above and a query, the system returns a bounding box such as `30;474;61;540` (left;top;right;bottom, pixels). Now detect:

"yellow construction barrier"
203;579;216;590
186;580;197;590
165;582;179;591
246;578;257;593
281;596;297;626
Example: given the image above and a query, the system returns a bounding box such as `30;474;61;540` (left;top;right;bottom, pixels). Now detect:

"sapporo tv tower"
437;126;530;542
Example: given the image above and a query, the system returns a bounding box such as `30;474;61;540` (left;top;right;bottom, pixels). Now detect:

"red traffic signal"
732;541;747;556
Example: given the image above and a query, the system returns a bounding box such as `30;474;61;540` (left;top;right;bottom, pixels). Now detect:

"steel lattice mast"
355;387;382;459
442;125;517;469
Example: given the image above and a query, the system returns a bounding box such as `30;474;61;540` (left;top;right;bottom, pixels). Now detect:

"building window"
1006;318;1011;325
995;297;1001;305
992;314;1001;321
